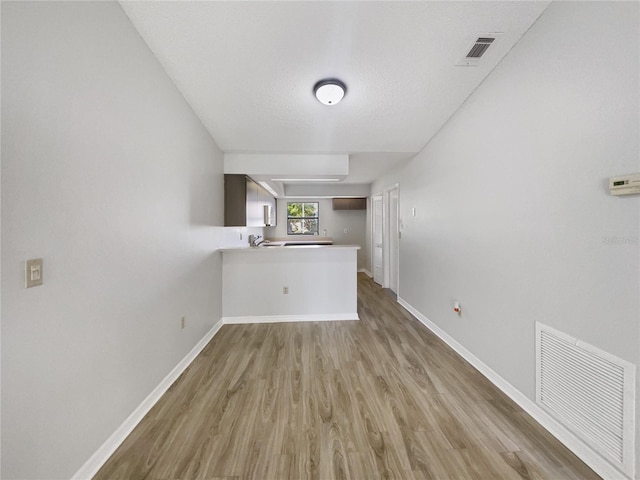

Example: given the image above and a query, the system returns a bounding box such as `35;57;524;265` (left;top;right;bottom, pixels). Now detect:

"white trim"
387;185;399;295
397;297;632;480
71;319;224;480
382;189;390;288
222;313;359;324
371;193;384;285
381;184;400;291
358;268;373;277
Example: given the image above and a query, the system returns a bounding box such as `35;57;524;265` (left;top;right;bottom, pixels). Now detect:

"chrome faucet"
248;234;262;247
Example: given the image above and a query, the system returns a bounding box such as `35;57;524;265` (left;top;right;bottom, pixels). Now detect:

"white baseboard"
71;319;224;480
222;313;359;324
397;297;630;480
358;268;373;277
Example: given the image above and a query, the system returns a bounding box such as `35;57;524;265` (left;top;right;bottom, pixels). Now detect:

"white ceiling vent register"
536;322;636;477
456;35;501;66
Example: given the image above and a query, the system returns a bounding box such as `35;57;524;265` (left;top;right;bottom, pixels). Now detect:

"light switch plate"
25;258;43;288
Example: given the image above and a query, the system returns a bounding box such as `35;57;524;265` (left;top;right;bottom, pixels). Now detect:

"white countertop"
220;244;361;252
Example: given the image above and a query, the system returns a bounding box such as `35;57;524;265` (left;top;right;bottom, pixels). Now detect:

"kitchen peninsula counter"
221;244;360;323
219;244;360;252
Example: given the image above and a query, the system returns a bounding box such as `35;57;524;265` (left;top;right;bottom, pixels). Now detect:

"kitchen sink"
259;241;333;247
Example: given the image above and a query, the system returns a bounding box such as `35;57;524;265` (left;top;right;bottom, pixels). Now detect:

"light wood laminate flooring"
94;274;600;480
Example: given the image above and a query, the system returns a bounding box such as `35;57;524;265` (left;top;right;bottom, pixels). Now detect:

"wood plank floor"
94;274;601;480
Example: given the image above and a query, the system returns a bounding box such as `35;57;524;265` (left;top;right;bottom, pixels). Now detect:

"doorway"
371;187;399;293
372;194;383;285
388;187;399;294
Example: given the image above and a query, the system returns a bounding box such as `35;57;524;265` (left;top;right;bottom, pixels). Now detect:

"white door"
373;195;383;285
389;188;399;294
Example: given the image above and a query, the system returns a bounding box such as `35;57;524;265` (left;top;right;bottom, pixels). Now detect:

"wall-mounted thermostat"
609;173;640;196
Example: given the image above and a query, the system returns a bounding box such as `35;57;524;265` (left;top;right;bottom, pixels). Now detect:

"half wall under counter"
220;245;360;323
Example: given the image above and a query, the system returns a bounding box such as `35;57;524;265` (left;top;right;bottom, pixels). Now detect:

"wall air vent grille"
535;322;635;477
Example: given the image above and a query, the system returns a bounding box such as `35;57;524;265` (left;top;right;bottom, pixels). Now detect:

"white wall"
284;183;371;198
373;1;639;477
364;196;372;275
266;198;368;270
222;247;359;320
1;2;226;478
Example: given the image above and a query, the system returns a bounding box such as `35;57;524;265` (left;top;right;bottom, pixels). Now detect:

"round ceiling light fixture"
314;79;346;106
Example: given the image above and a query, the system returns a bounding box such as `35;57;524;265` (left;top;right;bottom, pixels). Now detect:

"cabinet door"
332;198;346;210
246;178;262;227
225;175;277;227
260;191;276;227
351;198;367;209
268;195;277;226
258;185;268;225
224;174;247;226
332;198;366;210
255;182;276;226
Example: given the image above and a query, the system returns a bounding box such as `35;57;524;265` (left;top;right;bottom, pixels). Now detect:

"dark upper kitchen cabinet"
224;174;276;227
332;197;367;210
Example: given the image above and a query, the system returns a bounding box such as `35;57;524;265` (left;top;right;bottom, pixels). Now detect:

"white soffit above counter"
224;153;349;177
283;183;371;198
224;153;351;196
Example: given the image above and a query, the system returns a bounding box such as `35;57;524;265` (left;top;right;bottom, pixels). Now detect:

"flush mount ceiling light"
313;79;346;106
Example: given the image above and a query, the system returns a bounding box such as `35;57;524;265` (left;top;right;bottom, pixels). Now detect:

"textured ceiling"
120;1;550;184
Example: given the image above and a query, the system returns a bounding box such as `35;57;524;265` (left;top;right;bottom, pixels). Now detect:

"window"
287;202;319;235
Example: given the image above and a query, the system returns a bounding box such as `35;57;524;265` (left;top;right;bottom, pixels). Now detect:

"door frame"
371;184;400;293
385;185;399;294
371;193;384;285
382;184;399;292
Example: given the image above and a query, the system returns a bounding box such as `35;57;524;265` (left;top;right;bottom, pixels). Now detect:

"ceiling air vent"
456;34;501;66
466;37;495;58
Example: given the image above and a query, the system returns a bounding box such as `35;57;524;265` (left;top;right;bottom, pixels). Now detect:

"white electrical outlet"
283;286;289;294
343;228;348;234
